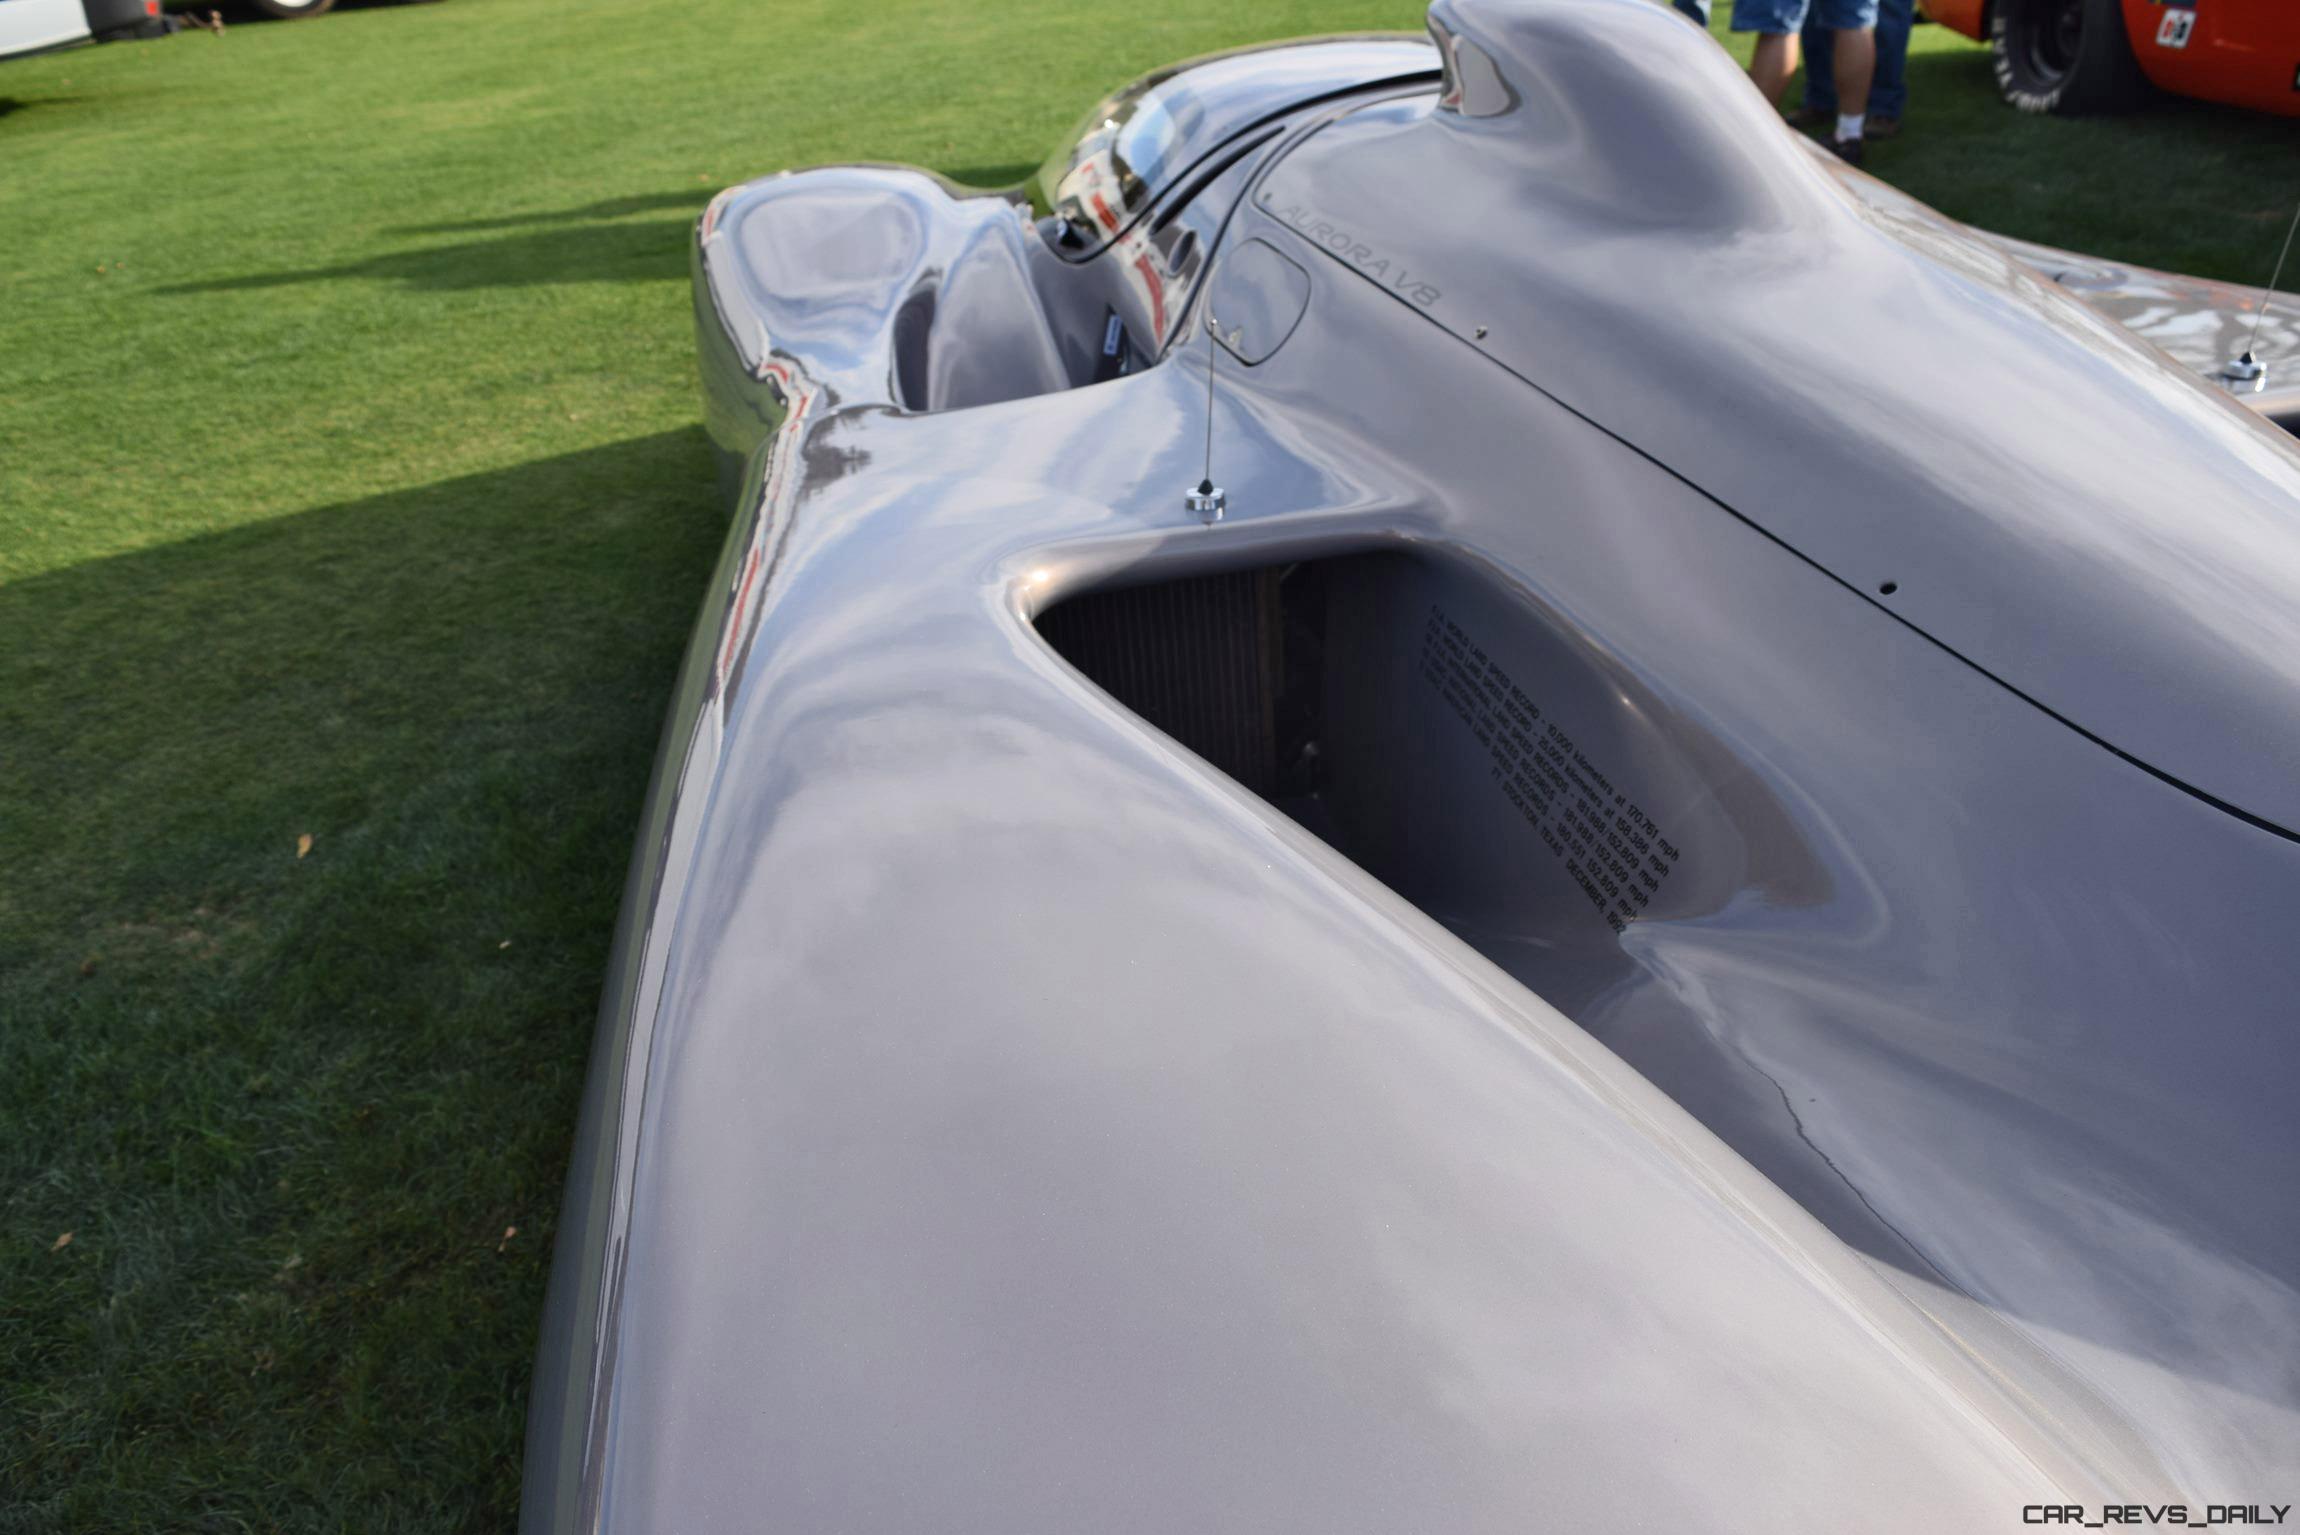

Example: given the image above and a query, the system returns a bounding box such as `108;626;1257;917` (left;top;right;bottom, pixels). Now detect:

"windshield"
1035;37;1438;254
1040;70;1216;245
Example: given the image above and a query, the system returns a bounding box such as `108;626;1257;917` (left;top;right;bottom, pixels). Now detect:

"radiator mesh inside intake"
1035;568;1284;796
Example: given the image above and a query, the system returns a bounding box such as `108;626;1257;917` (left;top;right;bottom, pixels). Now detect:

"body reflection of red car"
1927;0;2300;115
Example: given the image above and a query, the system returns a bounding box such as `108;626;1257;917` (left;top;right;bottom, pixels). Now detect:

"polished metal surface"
1205;236;1312;365
1257;0;2300;836
1034;35;1438;255
525;4;2300;1530
1978;227;2300;426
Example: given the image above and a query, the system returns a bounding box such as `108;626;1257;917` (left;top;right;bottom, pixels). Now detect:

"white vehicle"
0;0;166;60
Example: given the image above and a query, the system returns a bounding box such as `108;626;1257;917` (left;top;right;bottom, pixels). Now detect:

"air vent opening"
1034;550;1745;1019
1037;553;1913;1282
1034;564;1309;803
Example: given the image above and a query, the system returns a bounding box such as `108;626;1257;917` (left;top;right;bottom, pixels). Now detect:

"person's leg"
1831;26;1876;134
1749;32;1802;104
1816;0;1878;149
1670;0;1712;26
1868;0;1913;124
1733;0;1806;104
1800;11;1839;118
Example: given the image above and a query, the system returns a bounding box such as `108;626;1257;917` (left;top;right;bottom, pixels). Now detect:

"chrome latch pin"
1186;478;1227;524
2220;350;2268;393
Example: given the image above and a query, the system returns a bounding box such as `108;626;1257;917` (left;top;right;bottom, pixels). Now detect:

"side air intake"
1034;569;1284;796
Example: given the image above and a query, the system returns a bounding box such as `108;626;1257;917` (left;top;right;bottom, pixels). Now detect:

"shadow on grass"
0;427;724;1526
0;95;87;123
1894;41;2300;146
160;216;692;294
1813;42;2300;280
393;190;710;238
338;171;1034;282
934;160;1039;191
167;164;1051;295
0;426;722;958
197;0;446;23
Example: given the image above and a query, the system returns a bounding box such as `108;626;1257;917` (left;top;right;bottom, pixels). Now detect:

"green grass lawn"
1;0;2293;1527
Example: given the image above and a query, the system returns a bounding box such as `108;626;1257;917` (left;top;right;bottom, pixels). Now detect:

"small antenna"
2223;189;2300;391
1186;305;1226;523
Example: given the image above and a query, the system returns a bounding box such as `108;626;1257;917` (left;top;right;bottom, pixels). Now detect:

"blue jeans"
1802;0;1911;118
1670;0;1711;22
1732;0;1875;29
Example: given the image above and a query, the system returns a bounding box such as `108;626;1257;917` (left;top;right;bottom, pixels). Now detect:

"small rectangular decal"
1091;307;1132;383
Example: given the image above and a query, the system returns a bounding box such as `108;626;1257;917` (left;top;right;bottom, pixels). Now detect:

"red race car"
1927;0;2300;115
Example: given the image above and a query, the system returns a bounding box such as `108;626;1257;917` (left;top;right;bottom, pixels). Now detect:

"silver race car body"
522;3;2300;1528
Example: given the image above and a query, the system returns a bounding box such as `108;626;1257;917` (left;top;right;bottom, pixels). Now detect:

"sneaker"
1831;135;1865;167
1865;115;1901;140
1785;104;1832;129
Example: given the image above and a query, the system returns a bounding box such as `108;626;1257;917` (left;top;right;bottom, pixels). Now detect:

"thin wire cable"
1202;308;1218;487
2241;191;2300;363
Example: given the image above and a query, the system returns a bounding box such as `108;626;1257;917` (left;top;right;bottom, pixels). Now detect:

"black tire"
247;0;337;16
82;0;148;33
1990;0;2155;114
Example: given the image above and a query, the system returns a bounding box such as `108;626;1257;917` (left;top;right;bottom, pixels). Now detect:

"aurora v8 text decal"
1262;198;1443;309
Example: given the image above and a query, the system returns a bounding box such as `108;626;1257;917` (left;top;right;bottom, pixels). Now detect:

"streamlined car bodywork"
522;2;2300;1529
